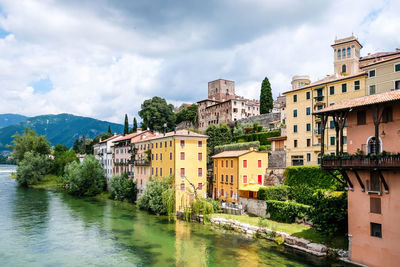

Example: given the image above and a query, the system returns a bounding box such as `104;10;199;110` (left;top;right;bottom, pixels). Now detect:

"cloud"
0;0;399;123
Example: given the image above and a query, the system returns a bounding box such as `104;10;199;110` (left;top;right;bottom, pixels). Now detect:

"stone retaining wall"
236;113;280;127
238;197;266;217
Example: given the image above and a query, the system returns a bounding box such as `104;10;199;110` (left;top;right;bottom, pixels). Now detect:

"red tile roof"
212;150;251;158
315;90;400;114
146;129;208;141
99;134;122;144
360;51;400;61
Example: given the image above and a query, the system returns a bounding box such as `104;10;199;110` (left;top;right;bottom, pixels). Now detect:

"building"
212;149;268;203
133;130;208;211
197;79;260;131
93;134;122;183
315;90;400;267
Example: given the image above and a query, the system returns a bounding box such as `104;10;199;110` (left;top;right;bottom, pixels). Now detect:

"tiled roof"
361;54;400;68
212;150;251;158
115;132;141;142
315;90;400;114
99;134;122;144
147;129;208;141
267;136;287;141
360;51;400;61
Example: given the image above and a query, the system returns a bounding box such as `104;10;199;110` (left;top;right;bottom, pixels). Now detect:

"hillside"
0;114;28;128
0;113;124;151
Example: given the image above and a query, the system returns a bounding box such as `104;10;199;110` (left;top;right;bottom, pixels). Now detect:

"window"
347;47;350;57
156;167;158;176
293;109;297;117
160;168;162;177
160;153;162;161
156;143;158;148
258;160;262;168
180;140;185;147
329;86;334;95
258;175;262;185
306;91;310;99
170;152;172;160
343;136;347;145
221;160;224;168
292;155;304;166
160;142;162;148
180;183;185;191
230;190;233;198
230;175;233;184
198;141;203;147
306;153;311;162
382;106;393;123
198;152;203;161
342;48;346;57
341;64;346;73
198;168;202;177
306;107;311;115
341;83;347;93
293;95;297;102
231;160;233;168
220;188;224;197
371;223;382;238
221;174;224;182
395;63;400;72
369;85;376;95
180;152;185;160
354;80;360;90
357;110;366;125
370;198;381;214
330;120;335;129
369;171;381;192
243;175;247;184
170;168;172;175
156;154;158;160
368;69;376;78
180;168;185;177
165;141;167;148
294;140;298;148
306;139;311;147
198;183;203;190
330;136;335;146
395;80;400;90
225;160;228;168
337;49;341;59
306;123;311;132
243;160;247;168
225;175;228;183
170;140;172;147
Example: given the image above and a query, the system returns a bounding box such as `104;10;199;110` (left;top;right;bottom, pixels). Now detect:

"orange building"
316;90;400;267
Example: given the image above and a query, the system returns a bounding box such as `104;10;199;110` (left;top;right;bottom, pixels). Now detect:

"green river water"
0;165;348;266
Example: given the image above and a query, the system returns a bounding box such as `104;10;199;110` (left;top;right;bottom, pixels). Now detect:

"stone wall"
236;113;280;127
239;197;266;217
268;150;286;168
264;168;285;186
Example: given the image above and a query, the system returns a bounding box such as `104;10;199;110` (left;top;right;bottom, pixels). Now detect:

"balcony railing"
314;95;324;102
322;156;400;170
134;160;151;166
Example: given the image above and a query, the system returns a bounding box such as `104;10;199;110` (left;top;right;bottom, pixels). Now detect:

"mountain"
0;114;28;128
0;113;124;151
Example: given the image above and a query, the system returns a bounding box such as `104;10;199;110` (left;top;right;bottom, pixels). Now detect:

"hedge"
232;130;281;145
284;166;343;190
258;185;291;201
266;200;311;223
214;141;260;154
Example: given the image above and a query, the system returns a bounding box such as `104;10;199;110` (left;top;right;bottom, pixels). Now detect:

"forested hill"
0;114;28;128
0;113;123;152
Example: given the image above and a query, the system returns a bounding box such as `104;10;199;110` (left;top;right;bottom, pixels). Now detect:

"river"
0;165;348;266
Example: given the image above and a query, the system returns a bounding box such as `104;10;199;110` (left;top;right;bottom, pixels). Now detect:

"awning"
239;184;263;192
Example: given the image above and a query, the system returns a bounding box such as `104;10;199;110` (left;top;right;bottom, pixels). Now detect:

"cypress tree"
124;114;129;135
133;117;138;132
108;125;112;134
260;76;273;114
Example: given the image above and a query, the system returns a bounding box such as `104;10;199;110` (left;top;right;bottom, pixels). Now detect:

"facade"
133;130;208;211
212;150;268;203
316;90;400;267
198;79;260;131
93;134;122;183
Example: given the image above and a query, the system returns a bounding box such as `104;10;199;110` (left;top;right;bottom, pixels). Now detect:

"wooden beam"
339;170;354;190
352;169;365;192
326;170;347;186
378;170;389;194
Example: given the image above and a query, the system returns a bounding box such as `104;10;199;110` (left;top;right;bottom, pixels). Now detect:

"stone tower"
208;79;235;101
331;35;362;75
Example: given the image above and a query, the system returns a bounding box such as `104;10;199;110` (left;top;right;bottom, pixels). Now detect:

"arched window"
337;49;341;59
342;48;346;57
347;47;351;57
367;136;382;154
342;64;347;73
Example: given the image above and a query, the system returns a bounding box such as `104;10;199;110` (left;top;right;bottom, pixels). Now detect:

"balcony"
322;155;400;170
314;95;324;102
135;160;151;166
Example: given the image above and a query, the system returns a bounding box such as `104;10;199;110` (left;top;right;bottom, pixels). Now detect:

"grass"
31;174;64;190
211;213;347;249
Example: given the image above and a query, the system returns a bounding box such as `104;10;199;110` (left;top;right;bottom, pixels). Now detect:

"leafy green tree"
63;155;106;196
16;152;51;187
132;117;138;133
139;97;176;131
110;172;138;203
260;76;273;114
108;125;112;134
175;104;198;125
8;128;50;163
52;149;78;176
54;144;68;153
92;132;112;145
72;138;80;153
137;177;173;215
205;124;233;151
124;114;129;135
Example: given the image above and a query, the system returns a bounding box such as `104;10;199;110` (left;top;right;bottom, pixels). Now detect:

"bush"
289;184;317;205
284;166;343;190
309;191;348;234
16;152;51;187
137;177;172;215
110;173;138;203
232;130;280;145
266;200;311;223
63;155;106;197
258;185;291;201
214;141;260;154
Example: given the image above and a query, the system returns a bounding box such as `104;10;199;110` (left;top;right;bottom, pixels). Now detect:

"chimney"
249;146;254;151
137;128;142;134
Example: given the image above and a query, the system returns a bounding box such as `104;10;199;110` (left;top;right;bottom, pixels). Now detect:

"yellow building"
212;149;268;203
284;36;368;166
134;130;208;211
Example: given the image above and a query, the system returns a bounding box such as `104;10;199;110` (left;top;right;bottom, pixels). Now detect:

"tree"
260;76;273;114
51;149;78;176
80;135;86;154
16;152;51;187
110;172;138;203
72;138;80;153
132;117;138;133
205;124;233;151
175;104;198;125
137;177;173;215
124;114;129;135
138;96;176;132
63;155;106;197
108;125;112;134
8;128;50;163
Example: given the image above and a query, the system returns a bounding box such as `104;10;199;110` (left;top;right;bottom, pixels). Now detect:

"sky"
0;0;399;124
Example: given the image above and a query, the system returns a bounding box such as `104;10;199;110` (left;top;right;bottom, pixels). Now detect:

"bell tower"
332;35;362;75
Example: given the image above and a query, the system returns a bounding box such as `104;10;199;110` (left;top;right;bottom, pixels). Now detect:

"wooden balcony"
322;156;400;170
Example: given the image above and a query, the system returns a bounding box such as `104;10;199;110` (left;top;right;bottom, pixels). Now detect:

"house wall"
363;58;400;95
238;152;268;191
212;157;239;203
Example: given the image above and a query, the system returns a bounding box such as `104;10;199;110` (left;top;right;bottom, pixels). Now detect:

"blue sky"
0;0;399;123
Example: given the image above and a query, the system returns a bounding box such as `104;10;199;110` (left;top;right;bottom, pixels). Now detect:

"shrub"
214;141;260;154
289;184;317;205
63;155;106;197
266;200;311;223
309;191;348;234
16;152;51;187
258;185;291;201
110;173;138;203
284;166;343;190
258;145;267;151
232;130;281;145
138;177;172;215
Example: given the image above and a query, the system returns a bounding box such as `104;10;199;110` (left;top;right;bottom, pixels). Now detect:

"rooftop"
360;50;400;61
147;129;208;141
212;150;259;158
99;134;122;144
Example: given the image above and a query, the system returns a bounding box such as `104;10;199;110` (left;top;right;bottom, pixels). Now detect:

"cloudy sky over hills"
0;0;399;123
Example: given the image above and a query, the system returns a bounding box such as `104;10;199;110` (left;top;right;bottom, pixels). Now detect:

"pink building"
316;90;400;267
